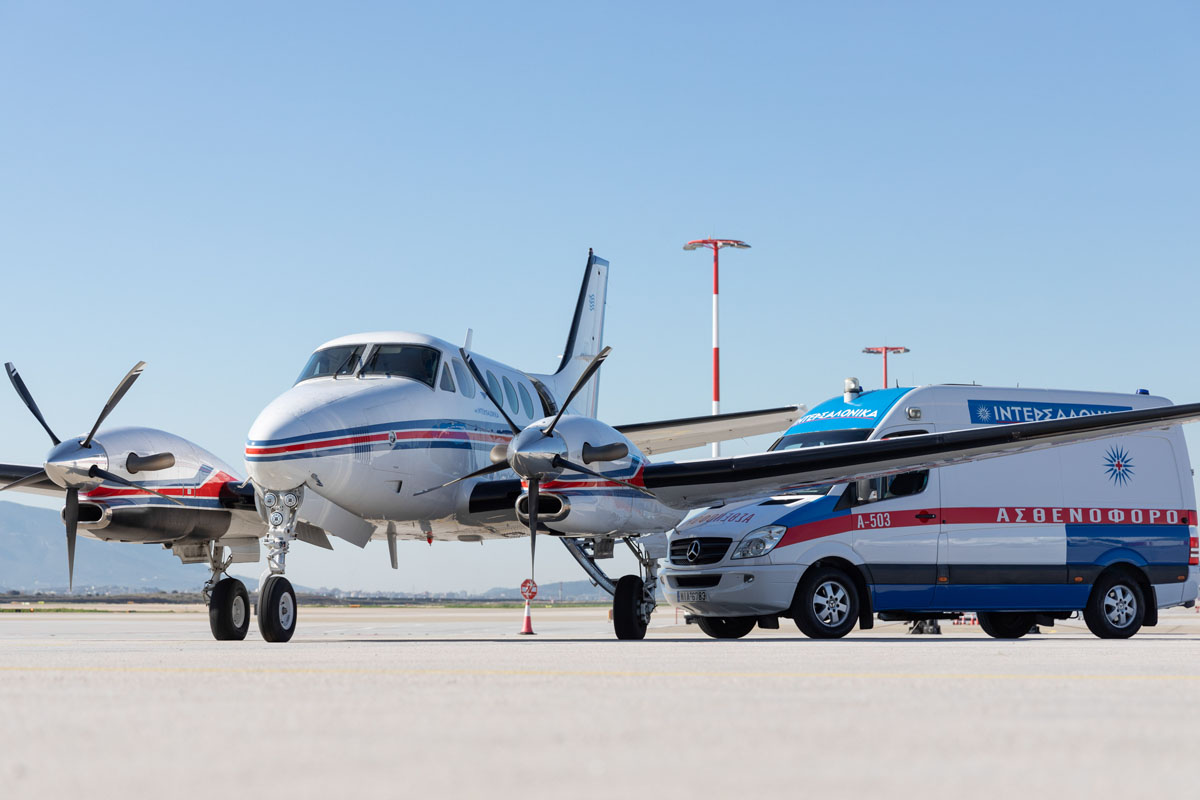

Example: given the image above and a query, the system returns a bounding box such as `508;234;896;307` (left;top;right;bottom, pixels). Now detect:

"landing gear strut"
561;535;663;641
257;487;302;643
203;542;249;641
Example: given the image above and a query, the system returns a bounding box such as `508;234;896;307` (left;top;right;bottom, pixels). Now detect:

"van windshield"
768;428;874;495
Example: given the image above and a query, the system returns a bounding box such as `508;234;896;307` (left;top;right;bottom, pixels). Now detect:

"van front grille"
670;537;732;566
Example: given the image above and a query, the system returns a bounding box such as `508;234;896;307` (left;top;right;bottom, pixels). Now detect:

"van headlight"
731;525;788;560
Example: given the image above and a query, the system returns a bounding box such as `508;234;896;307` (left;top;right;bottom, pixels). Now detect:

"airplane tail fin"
530;250;609;418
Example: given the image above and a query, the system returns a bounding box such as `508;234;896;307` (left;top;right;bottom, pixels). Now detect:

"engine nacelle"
514;415;686;536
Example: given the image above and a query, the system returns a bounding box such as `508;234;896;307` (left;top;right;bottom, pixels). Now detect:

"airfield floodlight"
862;346;910;389
683;238;752;457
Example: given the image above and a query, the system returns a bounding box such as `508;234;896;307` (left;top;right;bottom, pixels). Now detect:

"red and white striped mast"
683;238;751;457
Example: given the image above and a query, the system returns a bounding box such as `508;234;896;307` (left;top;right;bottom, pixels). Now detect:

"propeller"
418;347;651;589
2;361;179;589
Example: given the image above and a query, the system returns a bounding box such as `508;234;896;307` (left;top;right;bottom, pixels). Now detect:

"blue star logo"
1104;445;1134;486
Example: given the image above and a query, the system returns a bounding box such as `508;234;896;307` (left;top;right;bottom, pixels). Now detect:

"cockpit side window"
440;364;456;393
361;345;440;387
452;359;476;399
295;345;365;384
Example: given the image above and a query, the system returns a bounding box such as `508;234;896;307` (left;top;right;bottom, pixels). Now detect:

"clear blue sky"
1;3;1197;591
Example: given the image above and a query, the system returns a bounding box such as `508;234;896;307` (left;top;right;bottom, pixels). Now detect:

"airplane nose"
244;395;318;490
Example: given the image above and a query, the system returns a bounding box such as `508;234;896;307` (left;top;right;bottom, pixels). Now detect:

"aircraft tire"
695;616;756;639
209;578;250;641
1083;570;1145;639
792;565;859;639
613;575;649;640
257;575;298;643
976;611;1035;639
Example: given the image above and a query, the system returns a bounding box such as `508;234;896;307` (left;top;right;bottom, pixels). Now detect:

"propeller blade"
459;348;522;435
4;363;60;445
413;461;510;496
0;468;49;492
82;361;146;448
64;487;78;591
527;476;538;582
87;465;185;506
543;346;612;436
552;455;656;497
125;451;176;474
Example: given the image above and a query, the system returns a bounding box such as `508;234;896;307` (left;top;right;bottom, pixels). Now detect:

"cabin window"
485;370;503;402
440;364;456;392
502;376;519;413
452;359;475;399
360;345;440;388
295;345;365;383
518;383;535;419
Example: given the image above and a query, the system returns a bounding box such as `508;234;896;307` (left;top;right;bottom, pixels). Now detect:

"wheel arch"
800;555;874;631
1093;561;1158;627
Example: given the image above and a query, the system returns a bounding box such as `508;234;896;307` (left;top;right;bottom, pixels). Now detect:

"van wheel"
1083;571;1145;639
695;616;757;639
976;612;1035;639
792;566;859;639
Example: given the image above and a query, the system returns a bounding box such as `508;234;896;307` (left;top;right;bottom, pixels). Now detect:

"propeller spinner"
0;361;182;589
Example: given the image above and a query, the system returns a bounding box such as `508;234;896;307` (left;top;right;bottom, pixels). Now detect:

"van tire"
792;565;859;639
695;616;757;639
1084;570;1145;639
976;611;1035;639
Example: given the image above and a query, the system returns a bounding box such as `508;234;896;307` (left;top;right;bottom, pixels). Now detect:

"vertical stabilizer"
531;250;609;417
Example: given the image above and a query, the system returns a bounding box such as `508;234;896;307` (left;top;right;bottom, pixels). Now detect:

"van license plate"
678;590;707;602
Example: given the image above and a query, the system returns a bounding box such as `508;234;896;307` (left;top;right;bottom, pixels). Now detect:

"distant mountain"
0;500;208;592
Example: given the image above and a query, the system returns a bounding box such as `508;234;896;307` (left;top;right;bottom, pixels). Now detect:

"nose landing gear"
257;487;303;643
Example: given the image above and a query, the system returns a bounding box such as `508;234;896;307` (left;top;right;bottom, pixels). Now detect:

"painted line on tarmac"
0;665;1198;682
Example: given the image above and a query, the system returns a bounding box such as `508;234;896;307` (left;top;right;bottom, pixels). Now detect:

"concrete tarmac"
3;604;1200;799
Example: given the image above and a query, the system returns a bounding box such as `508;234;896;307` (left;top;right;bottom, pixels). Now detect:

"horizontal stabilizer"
616;405;805;455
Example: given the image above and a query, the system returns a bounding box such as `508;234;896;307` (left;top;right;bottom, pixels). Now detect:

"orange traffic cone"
518;599;535;635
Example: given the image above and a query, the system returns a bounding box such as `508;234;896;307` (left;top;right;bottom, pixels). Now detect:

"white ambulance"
662;383;1200;640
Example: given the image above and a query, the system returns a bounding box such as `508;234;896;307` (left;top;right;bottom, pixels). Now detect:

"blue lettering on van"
967;399;1131;425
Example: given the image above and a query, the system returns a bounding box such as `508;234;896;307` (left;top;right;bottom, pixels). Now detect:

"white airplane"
4;250;1200;643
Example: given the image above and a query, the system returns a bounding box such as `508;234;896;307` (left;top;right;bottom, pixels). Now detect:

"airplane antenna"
463;328;474;350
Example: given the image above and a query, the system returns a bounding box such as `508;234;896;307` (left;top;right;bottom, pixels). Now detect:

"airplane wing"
0;463;64;497
642;402;1200;510
615;406;805;455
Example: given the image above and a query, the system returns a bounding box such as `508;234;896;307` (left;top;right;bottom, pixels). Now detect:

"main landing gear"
256;487;303;643
203;542;249;641
562;535;664;641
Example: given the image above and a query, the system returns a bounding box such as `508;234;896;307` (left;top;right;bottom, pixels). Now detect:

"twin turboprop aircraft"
4;250;1200;642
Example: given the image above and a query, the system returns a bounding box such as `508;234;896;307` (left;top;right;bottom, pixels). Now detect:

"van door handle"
915;511;937;521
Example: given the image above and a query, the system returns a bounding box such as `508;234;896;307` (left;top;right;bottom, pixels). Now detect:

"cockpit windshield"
360;344;440;387
766;428;874;495
295;345;365;384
